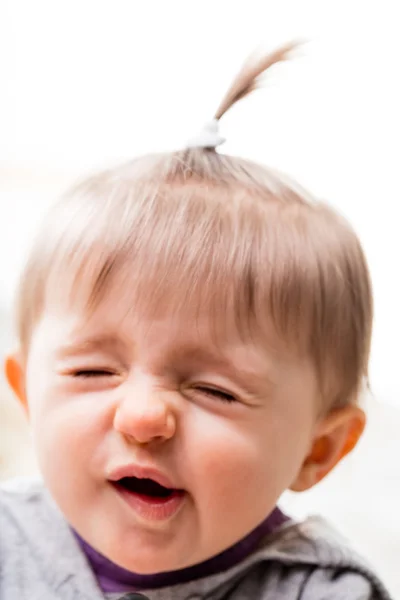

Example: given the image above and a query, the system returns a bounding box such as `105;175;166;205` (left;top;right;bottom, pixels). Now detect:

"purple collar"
75;507;289;593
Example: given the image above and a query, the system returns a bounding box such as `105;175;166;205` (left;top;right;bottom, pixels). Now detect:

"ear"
4;353;28;415
290;405;366;492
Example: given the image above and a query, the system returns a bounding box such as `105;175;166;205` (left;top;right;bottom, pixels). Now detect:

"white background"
0;1;400;595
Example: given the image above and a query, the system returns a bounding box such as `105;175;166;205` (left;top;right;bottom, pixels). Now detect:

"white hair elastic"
185;118;226;150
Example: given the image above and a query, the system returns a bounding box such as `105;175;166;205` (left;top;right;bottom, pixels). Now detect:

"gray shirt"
0;478;393;600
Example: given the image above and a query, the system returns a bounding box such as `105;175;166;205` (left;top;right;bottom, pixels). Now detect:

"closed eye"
194;386;237;403
73;369;116;378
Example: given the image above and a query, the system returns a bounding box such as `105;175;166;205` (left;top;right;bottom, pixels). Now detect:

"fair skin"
5;290;365;574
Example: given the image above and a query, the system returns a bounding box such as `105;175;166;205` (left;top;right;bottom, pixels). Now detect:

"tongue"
119;477;174;499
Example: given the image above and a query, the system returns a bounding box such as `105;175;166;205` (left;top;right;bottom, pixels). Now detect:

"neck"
74;507;289;594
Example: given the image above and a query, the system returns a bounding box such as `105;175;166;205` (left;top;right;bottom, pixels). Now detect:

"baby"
0;43;393;599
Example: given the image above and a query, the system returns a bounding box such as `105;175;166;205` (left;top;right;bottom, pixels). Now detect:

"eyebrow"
55;334;128;360
171;345;277;394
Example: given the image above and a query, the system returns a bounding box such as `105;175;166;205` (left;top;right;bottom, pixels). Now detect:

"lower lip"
112;483;186;522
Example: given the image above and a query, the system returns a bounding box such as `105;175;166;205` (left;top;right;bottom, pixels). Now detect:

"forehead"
35;286;304;379
45;246;284;343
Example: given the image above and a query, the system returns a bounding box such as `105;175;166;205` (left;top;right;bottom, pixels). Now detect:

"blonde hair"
15;42;372;410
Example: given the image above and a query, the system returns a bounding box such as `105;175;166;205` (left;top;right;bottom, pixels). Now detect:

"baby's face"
22;294;319;573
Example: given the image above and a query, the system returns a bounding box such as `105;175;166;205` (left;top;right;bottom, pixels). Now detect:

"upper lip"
108;464;179;490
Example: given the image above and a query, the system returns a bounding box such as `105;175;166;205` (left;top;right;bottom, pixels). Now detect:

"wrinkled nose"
113;372;176;445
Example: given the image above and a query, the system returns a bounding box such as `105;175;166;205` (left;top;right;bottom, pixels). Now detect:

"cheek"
26;376;114;479
187;403;313;505
185;410;272;500
28;390;116;526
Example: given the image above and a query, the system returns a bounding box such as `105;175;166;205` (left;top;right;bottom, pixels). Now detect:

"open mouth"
112;476;186;521
116;476;178;500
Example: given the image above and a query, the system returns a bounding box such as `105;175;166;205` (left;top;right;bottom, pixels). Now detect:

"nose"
113;371;177;445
